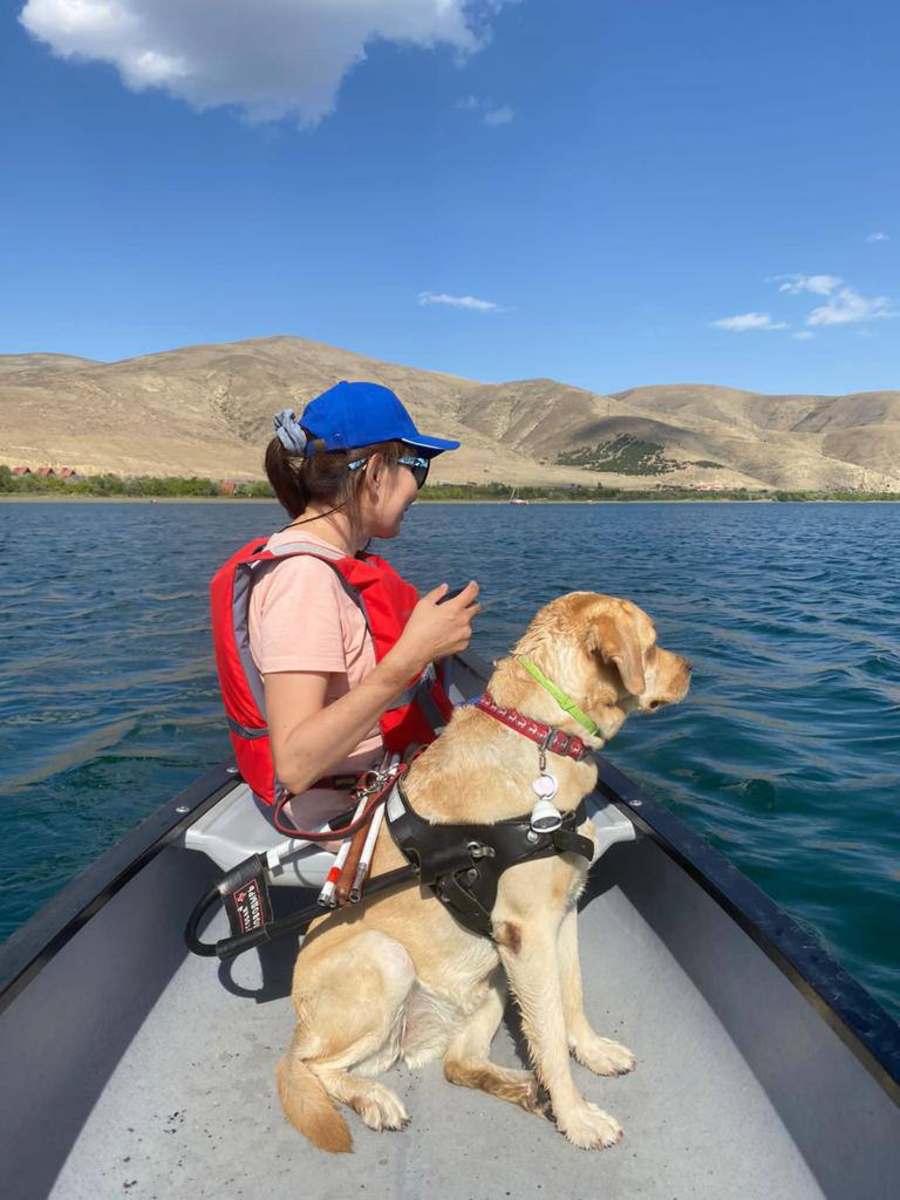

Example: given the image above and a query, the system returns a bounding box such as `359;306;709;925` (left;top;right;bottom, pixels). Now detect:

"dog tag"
531;773;558;801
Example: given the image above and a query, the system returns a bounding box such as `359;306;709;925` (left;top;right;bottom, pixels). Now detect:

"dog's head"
503;591;692;744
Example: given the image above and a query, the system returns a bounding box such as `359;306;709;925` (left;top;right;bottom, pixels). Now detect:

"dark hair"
264;433;404;523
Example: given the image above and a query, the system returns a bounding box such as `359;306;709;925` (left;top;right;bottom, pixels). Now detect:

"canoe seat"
182;781;638;889
183;782;338;888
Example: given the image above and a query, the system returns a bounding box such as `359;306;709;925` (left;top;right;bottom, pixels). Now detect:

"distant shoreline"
2;495;898;505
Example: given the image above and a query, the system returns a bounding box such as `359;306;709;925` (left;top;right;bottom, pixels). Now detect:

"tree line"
1;467;896;503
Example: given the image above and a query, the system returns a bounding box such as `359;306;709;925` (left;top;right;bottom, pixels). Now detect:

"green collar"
516;656;599;737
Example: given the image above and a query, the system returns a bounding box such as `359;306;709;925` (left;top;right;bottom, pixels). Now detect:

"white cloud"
482;104;514;126
711;312;788;332
792;331;815;341
866;231;890;243
19;0;507;125
806;287;898;327
418;291;506;312
774;274;842;296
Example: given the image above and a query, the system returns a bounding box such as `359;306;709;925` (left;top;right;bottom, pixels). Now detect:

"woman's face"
361;454;420;540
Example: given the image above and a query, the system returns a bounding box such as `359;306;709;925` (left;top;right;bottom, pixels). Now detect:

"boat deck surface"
49;841;838;1200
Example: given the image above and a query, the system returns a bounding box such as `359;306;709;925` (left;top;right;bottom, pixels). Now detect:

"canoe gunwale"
595;755;900;1106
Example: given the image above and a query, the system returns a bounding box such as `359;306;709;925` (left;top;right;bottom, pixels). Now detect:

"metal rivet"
175;805;189;814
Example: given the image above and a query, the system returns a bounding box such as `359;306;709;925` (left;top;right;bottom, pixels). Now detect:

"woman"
213;380;480;833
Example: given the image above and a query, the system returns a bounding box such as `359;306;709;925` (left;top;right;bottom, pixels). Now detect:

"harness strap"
386;780;593;939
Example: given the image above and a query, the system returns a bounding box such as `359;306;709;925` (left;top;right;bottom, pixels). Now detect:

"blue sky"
1;0;897;395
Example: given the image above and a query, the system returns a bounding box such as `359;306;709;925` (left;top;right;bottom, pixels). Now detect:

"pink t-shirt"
248;528;384;826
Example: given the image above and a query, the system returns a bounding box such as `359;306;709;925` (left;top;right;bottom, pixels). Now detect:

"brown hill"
0;353;99;374
1;336;897;492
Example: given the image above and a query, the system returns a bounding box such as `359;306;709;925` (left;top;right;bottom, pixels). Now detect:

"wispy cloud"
716;270;896;338
482;105;515;126
19;1;508;126
866;231;890;244
418;291;507;313
806;287;897;327
457;94;515;126
774;274;842;296
711;312;788;332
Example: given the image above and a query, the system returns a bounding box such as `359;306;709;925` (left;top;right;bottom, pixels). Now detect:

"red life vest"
210;536;453;804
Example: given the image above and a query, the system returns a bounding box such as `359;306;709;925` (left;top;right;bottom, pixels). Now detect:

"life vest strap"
227;716;268;740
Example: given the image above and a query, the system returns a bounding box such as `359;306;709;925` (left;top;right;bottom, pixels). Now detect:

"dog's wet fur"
277;592;691;1152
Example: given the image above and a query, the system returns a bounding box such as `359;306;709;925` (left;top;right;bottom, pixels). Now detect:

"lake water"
1;500;898;1018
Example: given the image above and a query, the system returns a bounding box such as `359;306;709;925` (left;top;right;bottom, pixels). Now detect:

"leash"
270;760;408;840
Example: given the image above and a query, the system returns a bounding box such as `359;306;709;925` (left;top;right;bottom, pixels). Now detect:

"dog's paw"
571;1034;636;1077
513;1072;552;1118
351;1082;410;1133
557;1101;624;1150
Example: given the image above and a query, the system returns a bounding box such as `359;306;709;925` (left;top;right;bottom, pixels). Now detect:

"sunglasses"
348;454;430;490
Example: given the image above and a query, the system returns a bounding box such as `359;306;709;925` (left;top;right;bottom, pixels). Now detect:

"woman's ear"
591;613;646;697
366;451;384;490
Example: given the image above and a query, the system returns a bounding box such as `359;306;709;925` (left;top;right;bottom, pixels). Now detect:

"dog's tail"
277;1046;352;1153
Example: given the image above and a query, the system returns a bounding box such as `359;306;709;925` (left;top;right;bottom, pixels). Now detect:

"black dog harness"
385;779;594;939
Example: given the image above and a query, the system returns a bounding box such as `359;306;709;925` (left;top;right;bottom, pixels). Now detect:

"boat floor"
51;844;831;1200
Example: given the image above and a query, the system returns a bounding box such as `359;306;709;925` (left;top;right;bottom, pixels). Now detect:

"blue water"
1;500;898;1018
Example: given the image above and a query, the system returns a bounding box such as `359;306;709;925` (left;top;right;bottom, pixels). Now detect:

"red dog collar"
474;694;591;761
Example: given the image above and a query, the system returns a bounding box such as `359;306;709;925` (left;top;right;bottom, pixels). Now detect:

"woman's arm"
265;655;416;794
266;581;481;794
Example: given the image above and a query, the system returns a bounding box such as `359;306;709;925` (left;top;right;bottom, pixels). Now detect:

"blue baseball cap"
300;381;460;458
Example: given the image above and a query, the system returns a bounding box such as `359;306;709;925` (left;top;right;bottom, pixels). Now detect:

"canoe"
1;648;898;1199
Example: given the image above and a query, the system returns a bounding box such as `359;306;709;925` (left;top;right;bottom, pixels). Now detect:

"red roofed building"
58;467;78;479
218;480;238;496
12;467;32;476
35;467;56;477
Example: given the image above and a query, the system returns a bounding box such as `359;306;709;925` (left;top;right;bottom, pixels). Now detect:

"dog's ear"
590;613;646;697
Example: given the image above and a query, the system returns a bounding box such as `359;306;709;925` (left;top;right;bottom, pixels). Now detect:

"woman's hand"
266;582;480;794
386;581;481;680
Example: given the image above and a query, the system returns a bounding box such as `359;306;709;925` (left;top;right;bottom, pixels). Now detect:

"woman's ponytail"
263;431;403;521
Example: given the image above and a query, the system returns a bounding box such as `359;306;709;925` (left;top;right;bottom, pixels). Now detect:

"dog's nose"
685;659;694;674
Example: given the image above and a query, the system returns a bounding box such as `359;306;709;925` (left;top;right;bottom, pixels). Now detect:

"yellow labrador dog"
278;592;691;1152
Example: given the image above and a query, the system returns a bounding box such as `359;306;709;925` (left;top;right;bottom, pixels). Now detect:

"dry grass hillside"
1;335;897;492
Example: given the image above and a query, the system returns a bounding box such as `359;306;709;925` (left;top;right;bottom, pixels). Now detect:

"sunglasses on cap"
348;454;430;490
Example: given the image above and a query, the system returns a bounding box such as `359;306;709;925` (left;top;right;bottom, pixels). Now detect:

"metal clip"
539;729;554;774
467;841;496;860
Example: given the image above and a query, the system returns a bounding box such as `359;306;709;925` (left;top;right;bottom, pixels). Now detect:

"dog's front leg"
497;917;623;1150
558;906;635;1076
